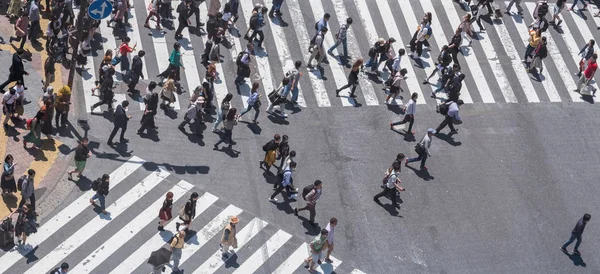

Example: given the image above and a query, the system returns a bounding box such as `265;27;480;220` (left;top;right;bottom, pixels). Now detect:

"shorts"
3;104;15;115
74;160;87;172
553;5;562;15
311;251;323;263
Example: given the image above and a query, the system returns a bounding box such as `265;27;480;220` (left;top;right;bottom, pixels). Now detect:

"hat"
378;38;385;44
427;128;436;134
230;216;239;224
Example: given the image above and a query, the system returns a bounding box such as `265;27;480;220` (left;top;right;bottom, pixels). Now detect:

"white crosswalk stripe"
0;156;365;274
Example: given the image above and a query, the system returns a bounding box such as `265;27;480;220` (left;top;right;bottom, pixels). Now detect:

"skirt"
264;150;277;166
531;56;543;69
159;208;172;221
1;176;17;193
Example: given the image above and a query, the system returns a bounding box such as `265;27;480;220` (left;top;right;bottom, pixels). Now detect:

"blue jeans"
562;233;582;251
407;150;428;169
285;84;299;102
365;55;378;72
92;193;106;210
215;128;232;146
213;108;223;130
571;0;585;9
240;104;260;121
328;37;348;57
120;55;129;71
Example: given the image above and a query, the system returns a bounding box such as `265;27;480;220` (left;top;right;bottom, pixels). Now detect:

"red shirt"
119;43;133;56
584;60;598;79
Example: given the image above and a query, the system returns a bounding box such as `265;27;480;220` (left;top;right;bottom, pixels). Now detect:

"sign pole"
67;1;89;88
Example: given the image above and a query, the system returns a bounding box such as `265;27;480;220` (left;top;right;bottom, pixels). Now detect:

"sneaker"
158;226;165;231
573;250;581;255
279;113;288;118
294;207;298;216
325;258;333;264
175;222;180;231
450;130;458;134
390;123;393;130
269;197;278;202
405;159;409;167
560;246;568;253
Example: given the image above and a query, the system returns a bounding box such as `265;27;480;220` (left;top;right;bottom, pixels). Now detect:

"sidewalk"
0;12;79;220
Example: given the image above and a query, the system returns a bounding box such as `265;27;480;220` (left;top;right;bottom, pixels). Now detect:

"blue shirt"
281;167;292;187
247;92;259;105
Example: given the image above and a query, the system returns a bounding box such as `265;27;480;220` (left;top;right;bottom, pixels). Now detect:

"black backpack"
176;1;185;13
540;18;549;32
249;14;259;30
91;178;101;191
17;175;26;191
301;185;315;200
314;21;319;30
48;268;60;274
236;51;246;66
262;140;273;152
438;103;449;116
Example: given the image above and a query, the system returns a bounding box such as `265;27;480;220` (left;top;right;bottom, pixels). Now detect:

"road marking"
271;243;308;274
192;217;268;274
316;254;342;274
438;1;496;103
232;229;292;274
98;19;122;83
286;0;331;107
126;5;150;110
351;269;367;274
70;180;196;273
0;156;144;274
109;191;221;274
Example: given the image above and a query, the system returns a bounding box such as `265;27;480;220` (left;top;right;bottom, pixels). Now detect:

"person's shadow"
562;250;587;267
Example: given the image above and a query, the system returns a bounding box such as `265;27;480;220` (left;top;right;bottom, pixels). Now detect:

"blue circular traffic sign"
88;0;113;20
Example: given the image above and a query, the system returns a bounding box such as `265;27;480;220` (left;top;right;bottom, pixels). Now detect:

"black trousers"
297;203;316;222
270;183;292;200
249;30;264;48
55;110;68;128
108;124;127;143
175;19;188;37
191;5;201;26
392;115;414;132
18;193;35;212
0;73;24;91
436;115;456;133
374;187;397;205
128;75;140;92
450;49;460;65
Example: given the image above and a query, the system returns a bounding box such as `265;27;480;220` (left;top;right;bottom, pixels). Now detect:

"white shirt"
325;223;335;245
385;170;399;189
405;99;416;116
13;86;24;101
419;134;432;156
392;55;402;72
2;92;17;105
222;12;232;22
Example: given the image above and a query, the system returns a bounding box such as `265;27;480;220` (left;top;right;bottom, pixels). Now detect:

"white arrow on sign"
91;1;109;17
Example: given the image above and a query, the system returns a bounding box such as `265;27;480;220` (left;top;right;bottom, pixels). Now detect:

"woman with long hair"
1;154;17;195
238;82;261;124
335;59;363;98
212;93;233;132
158;192;173;231
214;107;238;150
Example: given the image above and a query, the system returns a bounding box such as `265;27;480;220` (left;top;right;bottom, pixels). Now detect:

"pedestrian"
260;134;281;174
568;0;587;11
117;37;136;72
45;15;61;54
284;60;302;107
138;92;160;134
0;49;29;91
7;0;22;19
458;14;474;47
174;0;193;39
366;38;385;72
434;63;462;94
107;100;131;146
560;213;591;255
202;64;216;109
436;100;464;134
144;0;162;29
269;161;296;202
108;0;127;31
54;86;71;129
10;202;37;251
577;39;595;77
158;43;183;82
176;192;199;231
424;46;452;84
390;92;418;134
335;58;362;98
269;0;284;17
310;13;330;51
247;7;267;49
529;36;547;74
127;50;145;94
178;98;204;134
220;216;239;258
294;180;322;226
328;17;352;59
41;92;55;139
67;137;91;180
281;150;295;171
575;54;598;95
12;81;25;121
90;174;110;214
43;54;56;91
376;38;396;73
524;29;541;64
158;191;173;231
408;17;430;58
552;0;566;26
506;0;524;14
277;135;289;168
374;162;405;207
307;26;327;70
212;92;231;132
213;108;238;150
448;28;462;65
9;10;28;50
445;74;465;103
28;0;41;44
324;217;337;263
93;50;113;95
266;78;290;118
234;43;253;86
406;129;435;171
228;0;240;23
390;49;405;76
17;169;36;211
1;154;17;196
305;229;328;273
2;88;18;129
170;229;185;272
50;262;69;274
207;0;220;18
238;82;261;124
23;111;44;149
383;69;405;104
90;68;116;112
190;0;203;28
159;75;178;109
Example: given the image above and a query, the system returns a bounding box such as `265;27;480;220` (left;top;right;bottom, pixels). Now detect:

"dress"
1;162;17;193
23;118;42;147
41;95;55;135
159;199;173;221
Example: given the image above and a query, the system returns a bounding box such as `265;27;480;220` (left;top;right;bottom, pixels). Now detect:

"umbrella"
147;247;172;268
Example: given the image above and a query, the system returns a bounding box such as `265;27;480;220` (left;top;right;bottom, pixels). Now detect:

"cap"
378;38;385;44
427;128;436;134
230;216;239;224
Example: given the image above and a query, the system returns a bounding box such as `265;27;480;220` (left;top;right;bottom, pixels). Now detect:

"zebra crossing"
0;156;364;274
77;0;600;115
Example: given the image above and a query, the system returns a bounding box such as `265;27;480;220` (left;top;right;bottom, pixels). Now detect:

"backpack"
48;267;60;274
176;1;185;13
91;178;101;191
236;51;246;66
168;235;179;245
249;14;259;30
17;175;26;191
301;185;315;200
438;103;449;116
540;18;549;32
262;140;273;152
538;3;548;17
26;118;35;130
314;21;319;30
424;26;432;40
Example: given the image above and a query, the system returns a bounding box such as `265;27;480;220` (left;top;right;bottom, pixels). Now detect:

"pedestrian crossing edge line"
231;229;292;274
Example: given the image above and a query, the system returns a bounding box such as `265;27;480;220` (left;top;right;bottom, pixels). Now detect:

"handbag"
178;205;189;221
111;55;121;66
267;89;280;103
414;144;426;155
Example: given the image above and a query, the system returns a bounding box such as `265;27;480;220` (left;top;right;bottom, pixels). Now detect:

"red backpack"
26;118;35;130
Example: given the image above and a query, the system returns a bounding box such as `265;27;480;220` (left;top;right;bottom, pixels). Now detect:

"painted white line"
73;7;101;113
588;4;600;27
145;0;181;109
438;1;496;103
271;242;308;274
109;192;219;274
71;180;196;273
351;269;367;274
286;0;331;107
502;7;560;102
191;217;267;274
24;168;170;274
0;157;144;273
316;254;342;274
232;230;292;274
174;0;202;107
419;0;474;104
98;18;122;82
126;6;149;110
263;0;307;108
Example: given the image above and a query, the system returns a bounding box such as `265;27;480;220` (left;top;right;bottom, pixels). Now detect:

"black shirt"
572;218;587;236
449;34;462;51
74;145;89;161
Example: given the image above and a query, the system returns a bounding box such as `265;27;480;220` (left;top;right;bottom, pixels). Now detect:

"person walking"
67;137;91;180
220;216;239;258
385;68;406;104
213;108;238;150
138;93;159;134
158;191;173;231
376;38;396;73
324;217;337;263
17;169;36;211
159;75;178;109
552;0;566;27
50;262;69;274
576;39;595;77
190;0;204;28
9;11;28;50
310;13;330;51
436;100;464;134
424;45;453;84
238;82;261;124
212;93;232;132
524;29;541;65
175;192;198;231
54;86;71;129
247;7;267;49
28;0;41;45
144;0;162;29
266;78;289;118
127;50;145;94
12;81;25;122
390;49;406;76
260;134;281;174
158;43;184;82
284;60;302;106
170;229;185;272
307;27;328;70
458;14;474;47
366;38;385;73
575;54;598;95
335;59;362;99
306;229;328;273
408;18;430;58
406;129;435;171
10;202;37;251
2;88;18;129
235;43;253;86
568;0;587;11
506;0;524;14
90;68;116;112
1;154;17;196
277;135;290;169
90;174;110;214
390;92;418;134
269;161;297;202
107;100;131;146
174;0;193;39
268;0;284;18
0;49;29;91
23;111;44;149
374;162;405;208
108;0;127;31
560;213;591;255
294;180;322;226
529;36;547;74
328;17;352;59
448;29;462;65
41;92;55;139
117;37;136;73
